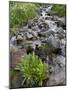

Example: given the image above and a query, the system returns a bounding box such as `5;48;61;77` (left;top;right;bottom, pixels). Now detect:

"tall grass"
9;2;39;32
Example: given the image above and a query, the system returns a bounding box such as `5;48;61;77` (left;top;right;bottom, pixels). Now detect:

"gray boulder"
32;40;41;49
38;30;54;37
31;25;41;32
47;69;65;86
56;17;66;29
31;31;38;38
47;34;60;48
17;35;23;40
10;36;17;45
61;46;66;56
26;32;33;39
38;22;49;30
56;27;65;34
47;55;66;86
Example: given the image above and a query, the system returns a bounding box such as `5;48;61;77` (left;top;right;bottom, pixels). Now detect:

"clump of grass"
15;52;49;87
52;4;66;17
9;2;39;33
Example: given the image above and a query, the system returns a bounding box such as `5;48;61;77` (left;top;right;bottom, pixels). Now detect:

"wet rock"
28;29;32;33
56;18;66;30
47;55;66;86
45;16;53;20
31;31;38;38
57;33;65;40
41;38;48;43
22;41;33;48
32;25;41;32
10;36;17;46
20;33;24;37
56;55;65;67
56;27;65;34
28;20;34;28
41;10;47;18
61;46;66;56
38;32;45;37
52;15;59;21
45;5;52;13
27;29;38;39
45;20;57;30
61;39;66;46
16;35;23;45
47;34;60;48
38;22;49;30
16;35;23;40
45;30;55;37
38;30;54;38
26;32;33;40
32;40;41;49
47;69;65;86
39;16;45;22
49;66;54;73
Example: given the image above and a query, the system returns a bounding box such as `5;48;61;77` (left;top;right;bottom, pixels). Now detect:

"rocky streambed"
10;5;66;88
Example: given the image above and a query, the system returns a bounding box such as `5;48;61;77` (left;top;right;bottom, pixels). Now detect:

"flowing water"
10;5;66;87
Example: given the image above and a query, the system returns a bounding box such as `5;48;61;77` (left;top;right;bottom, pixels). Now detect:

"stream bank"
10;4;66;88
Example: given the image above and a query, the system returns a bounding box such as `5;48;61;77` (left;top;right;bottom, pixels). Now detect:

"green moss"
9;2;39;32
52;4;66;17
15;52;49;87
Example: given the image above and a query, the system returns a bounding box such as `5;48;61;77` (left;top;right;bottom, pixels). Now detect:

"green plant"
52;4;66;17
15;52;49;87
9;2;39;32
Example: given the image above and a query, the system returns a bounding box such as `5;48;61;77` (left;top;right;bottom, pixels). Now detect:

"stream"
10;5;66;87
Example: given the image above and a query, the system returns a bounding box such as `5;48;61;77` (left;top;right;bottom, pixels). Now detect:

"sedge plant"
15;52;49;87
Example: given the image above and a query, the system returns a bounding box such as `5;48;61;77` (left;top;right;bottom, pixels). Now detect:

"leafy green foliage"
9;2;39;32
52;4;66;17
15;52;49;87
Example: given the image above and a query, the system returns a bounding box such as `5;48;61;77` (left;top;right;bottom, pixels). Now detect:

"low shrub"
15;52;49;87
52;4;66;17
